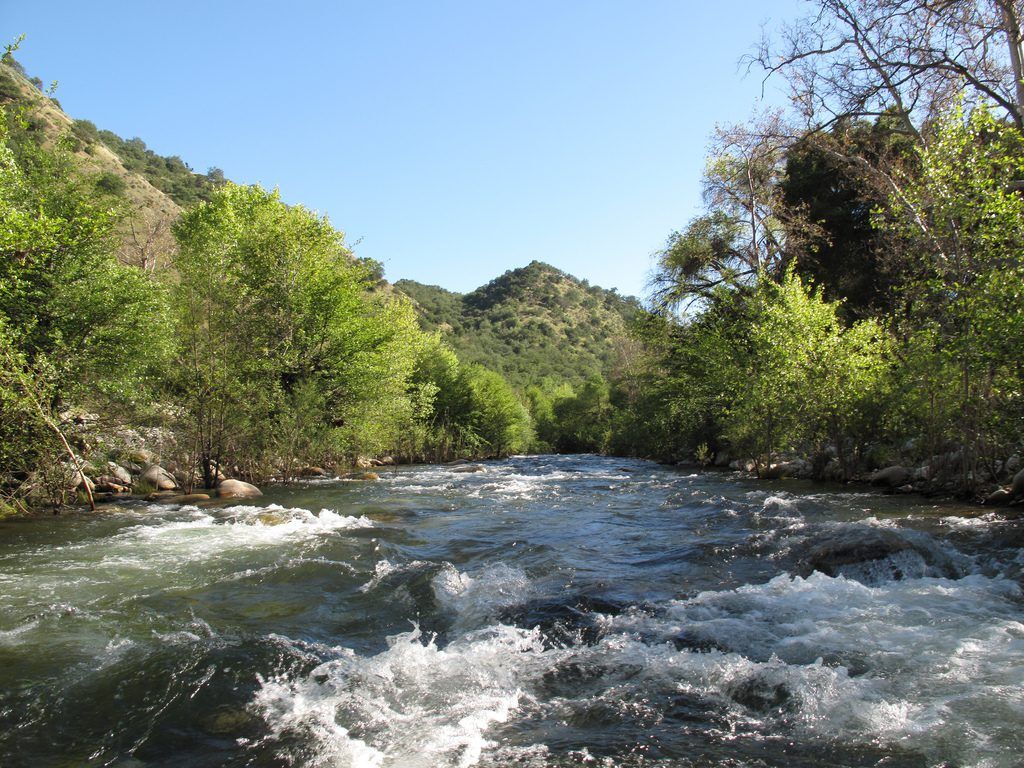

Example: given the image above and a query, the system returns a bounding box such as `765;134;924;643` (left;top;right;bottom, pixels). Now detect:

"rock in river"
216;479;262;499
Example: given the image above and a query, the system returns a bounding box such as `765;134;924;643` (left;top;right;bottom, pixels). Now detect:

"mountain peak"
397;265;638;388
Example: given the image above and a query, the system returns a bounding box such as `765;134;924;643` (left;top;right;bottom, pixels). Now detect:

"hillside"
396;261;640;388
0;57;222;270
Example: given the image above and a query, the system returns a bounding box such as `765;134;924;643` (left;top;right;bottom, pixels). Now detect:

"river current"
0;455;1022;767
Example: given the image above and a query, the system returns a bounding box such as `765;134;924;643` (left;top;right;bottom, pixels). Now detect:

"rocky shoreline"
691;448;1024;511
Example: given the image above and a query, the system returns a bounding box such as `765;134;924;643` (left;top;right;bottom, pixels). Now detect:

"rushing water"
1;455;1022;768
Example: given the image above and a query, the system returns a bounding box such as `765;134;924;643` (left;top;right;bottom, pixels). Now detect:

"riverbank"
674;445;1024;511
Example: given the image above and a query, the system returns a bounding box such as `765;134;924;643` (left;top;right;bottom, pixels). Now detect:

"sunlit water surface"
1;455;1022;767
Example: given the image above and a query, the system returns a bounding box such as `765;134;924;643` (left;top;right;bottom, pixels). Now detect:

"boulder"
300;466;329;477
1012;468;1024;499
870;465;910;488
141;464;177;491
802;529;912;577
446;458;470;466
107;462;133;485
764;460;808;479
984;488;1013;506
359;472;379;481
1005;454;1021;475
355;456;374;470
216;479;262;499
729;459;757;473
377;456;395;466
451;464;485;474
822;459;845;482
129;449;155;466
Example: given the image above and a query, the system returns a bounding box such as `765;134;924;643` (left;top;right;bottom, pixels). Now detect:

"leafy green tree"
723;270;891;475
463;365;533;457
172;183;423;483
0;109;168;507
552;376;612;453
885;105;1024;481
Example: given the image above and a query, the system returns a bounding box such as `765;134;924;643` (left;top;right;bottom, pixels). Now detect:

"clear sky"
4;0;803;298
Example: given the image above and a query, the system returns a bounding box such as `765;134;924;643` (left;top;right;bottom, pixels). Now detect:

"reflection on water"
0;455;1021;767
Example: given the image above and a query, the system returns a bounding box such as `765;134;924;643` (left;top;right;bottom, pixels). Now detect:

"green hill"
0;57;227;271
396;261;640;388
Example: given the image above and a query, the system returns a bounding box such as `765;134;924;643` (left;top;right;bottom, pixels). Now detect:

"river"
0;454;1021;767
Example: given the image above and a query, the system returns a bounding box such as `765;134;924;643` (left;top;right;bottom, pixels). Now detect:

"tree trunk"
1000;1;1024;129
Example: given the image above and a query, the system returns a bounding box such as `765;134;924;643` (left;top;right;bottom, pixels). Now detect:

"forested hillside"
396;261;639;388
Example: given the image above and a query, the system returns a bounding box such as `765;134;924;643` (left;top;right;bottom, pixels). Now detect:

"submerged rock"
802;529;914;578
169;493;211;504
799;527;961;583
145;491;179;501
216;479;262;499
729;675;795;713
256;511;288;525
451;464;485;473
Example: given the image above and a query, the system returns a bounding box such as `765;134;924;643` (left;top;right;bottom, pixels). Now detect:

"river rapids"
0;455;1022;767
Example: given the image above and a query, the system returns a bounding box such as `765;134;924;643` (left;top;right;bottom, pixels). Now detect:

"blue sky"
5;1;802;297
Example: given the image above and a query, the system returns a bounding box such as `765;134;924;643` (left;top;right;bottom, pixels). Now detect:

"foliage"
0;110;169;400
171;183;427;483
0;108;169;504
723;270;892;474
93;130;226;207
882;105;1024;481
410;338;533;460
781;117;917;318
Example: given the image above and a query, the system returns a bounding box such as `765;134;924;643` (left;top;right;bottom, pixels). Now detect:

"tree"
172;183;424;484
724;270;891;476
0;109;168;508
782;116;919;318
755;0;1024;134
650;116;817;313
883;105;1024;483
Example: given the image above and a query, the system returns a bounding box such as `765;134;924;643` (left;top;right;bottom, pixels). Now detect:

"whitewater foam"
255;625;544;768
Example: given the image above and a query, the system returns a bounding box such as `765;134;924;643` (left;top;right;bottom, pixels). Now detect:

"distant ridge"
396;261;639;387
